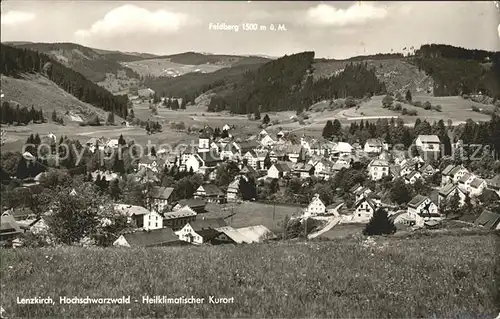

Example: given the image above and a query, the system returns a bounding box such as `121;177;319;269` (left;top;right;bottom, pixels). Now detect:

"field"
121;59;228;77
1;232;498;318
205;201;304;232
0;122;191;153
265;94;497;137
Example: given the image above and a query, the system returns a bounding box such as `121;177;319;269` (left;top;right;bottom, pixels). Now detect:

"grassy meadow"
1;232;498;318
205;201;304;232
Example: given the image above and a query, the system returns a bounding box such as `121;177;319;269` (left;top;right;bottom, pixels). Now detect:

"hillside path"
307;203;344;239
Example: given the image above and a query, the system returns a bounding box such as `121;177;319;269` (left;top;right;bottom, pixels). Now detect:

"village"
2;120;500;249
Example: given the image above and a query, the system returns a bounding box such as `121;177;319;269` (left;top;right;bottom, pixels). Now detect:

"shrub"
407;110;418;116
471;106;480;112
402;108;408;115
433;105;442;112
423;101;432;110
413;101;422;107
363;208;396;236
394;103;402;111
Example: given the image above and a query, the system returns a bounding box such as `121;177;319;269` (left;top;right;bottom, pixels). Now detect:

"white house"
353;197;379;221
364;139;384;154
441;164;469;186
333;142;353;158
404;170;423;185
198;133;211;152
407;195;440;227
149;186;174;213
469;178;487;197
114;204;163;230
185;152;222;174
368;159;390;181
175;218;227;245
458;173;476;193
438;183;467;207
138;157;162;173
260;134;275;147
415;135;441;152
267;162;292;179
222;124;231;131
303;194;326;217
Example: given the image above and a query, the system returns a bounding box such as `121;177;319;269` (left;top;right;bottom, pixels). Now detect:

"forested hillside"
0;44;129;118
208;52;386;114
143;62;266;104
11;42;141;82
413;44;500;98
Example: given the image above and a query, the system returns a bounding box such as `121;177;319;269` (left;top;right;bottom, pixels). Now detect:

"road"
307;203;344;239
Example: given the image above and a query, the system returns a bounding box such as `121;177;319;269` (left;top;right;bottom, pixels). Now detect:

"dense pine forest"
0;44;129;118
209;52;386;114
413;44;500;98
0;102;45;125
143;62;266;104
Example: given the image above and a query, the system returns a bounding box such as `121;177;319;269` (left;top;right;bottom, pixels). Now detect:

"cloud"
75;4;194;38
1;10;35;26
305;2;388;27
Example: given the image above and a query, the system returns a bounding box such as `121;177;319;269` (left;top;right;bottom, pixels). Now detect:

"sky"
1;1;499;59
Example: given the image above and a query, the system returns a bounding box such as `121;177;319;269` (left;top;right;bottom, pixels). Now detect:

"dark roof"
272;162;292;172
442;164;456;176
190;218;227;231
238;141;260;151
197;152;222;164
150;186;174;200
2;208;34;220
176;198;206;209
474;211;500;230
200;184;224;196
487;175;500;189
407;195;429;208
121;228;183;247
439;183;459;197
470;178;485;189
196;228;222;241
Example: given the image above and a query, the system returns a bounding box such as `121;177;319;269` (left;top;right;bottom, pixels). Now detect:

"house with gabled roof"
467;177;487;197
418;163;436;178
114;204;163;230
353;197;380;221
400;157;425;177
213;225;277;244
407;195;440;227
149;186;174;212
458;173;476;192
368;159;390;181
292;163;315;179
364;138;384;154
332;142;353;158
309;158;333;179
243;150;263;170
441;164;469;186
173;199;206;214
474;211;500;230
134;167;160;184
353;186;373;202
404;170;423;185
260;134;275;147
113;228;188;247
303;194;326;217
267;162;292;179
415;135;441;153
285;144;303;163
162;206;197;230
194;183;226;203
438;183;467;207
487;175;500;192
138;156;163;173
185;152;222;174
176;218;228;245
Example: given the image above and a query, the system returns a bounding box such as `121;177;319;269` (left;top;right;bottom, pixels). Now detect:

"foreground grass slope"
1;233;498;318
